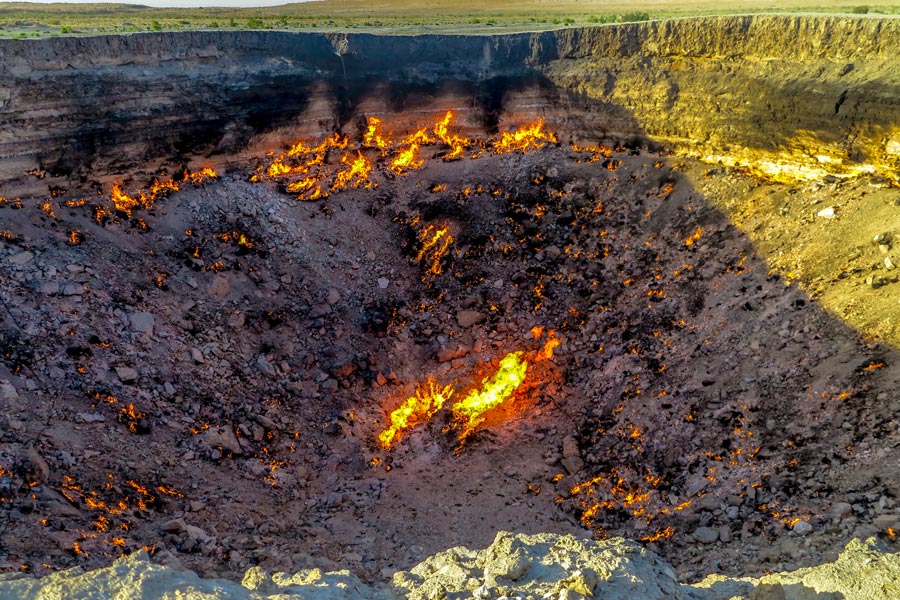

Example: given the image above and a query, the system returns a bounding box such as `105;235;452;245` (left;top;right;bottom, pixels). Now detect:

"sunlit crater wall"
2;15;900;195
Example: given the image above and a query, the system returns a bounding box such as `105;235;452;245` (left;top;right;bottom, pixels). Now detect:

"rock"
129;311;155;333
256;356;277;377
40;281;60;295
879;244;891;255
437;342;469;363
326;288;341;305
749;583;786;600
377;277;389;289
207;274;230;298
21;446;50;484
816;206;836;219
561;437;580;459
62;284;84;296
560;456;585;475
115;366;139;383
308;304;331;319
718;526;733;543
202;426;243;456
543;245;562;260
191;348;205;364
0;379;18;399
75;412;106;424
8;250;33;265
792;520;813;536
693;527;719;544
456;310;485;328
886;257;895;270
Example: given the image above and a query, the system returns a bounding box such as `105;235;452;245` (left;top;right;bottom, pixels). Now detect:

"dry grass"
0;0;894;37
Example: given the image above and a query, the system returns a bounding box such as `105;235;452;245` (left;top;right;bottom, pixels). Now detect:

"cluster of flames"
107;167;218;219
250;111;557;201
377;327;559;450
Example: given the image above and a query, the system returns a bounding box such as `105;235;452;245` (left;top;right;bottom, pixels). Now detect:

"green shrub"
246;17;264;28
852;5;870;13
618;11;651;23
150;20;162;31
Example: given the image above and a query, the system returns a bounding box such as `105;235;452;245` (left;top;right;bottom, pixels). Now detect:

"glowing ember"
378;378;454;449
452;351;528;440
493;118;557;154
684;227;703;247
416;224;454;276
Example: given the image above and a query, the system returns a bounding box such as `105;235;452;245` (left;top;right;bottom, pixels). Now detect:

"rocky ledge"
1;531;899;599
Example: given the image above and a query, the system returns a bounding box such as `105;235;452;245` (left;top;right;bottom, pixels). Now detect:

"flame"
363;116;393;154
110;183;142;217
149;177;180;197
332;150;373;191
684;227;703;247
188;167;218;184
416;224;454;276
452;351;528;440
433;110;467;159
391;143;424;175
378;377;454;449
493;118;557;154
536;330;560;361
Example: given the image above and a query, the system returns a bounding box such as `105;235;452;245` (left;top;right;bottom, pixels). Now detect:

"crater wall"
2;15;900;194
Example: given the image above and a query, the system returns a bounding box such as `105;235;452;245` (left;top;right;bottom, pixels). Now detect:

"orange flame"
378;378;454;449
452;351;528;440
390;143;424;175
684;227;703;247
187;167;218;184
332;150;373;191
433;110;467;159
363;116;393;155
110;183;142;217
493;118;557;154
417;224;454;276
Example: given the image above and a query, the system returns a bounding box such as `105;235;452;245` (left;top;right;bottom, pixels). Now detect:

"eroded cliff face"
2;15;900;196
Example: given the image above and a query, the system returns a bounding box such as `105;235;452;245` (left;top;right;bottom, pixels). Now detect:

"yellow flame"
378;378;454;449
453;351;528;440
363;116;392;155
188;167;219;184
110;183;141;216
332;150;373;191
493;118;557;154
390;143;424;175
433;110;467;159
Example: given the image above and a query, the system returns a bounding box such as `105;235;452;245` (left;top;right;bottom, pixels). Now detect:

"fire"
188;167;218;184
390;143;424;175
363;116;392;155
452;351;528;440
493;118;557;154
536;330;560;361
433;110;467;159
331;150;373;191
378;378;454;449
110;183;142;217
149;177;179;197
416;224;454;276
684;227;703;247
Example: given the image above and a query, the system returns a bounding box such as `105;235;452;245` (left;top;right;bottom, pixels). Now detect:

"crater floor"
2;124;900;584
